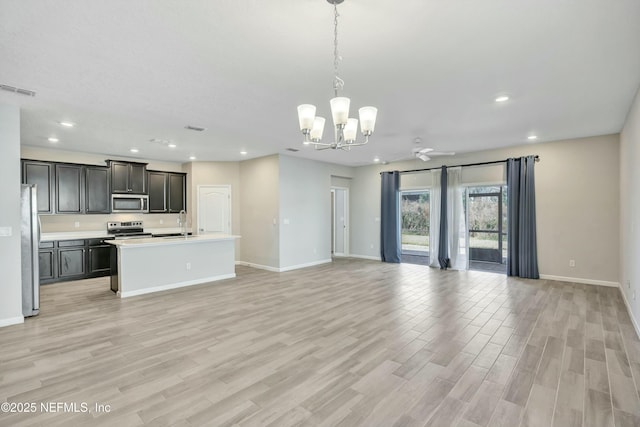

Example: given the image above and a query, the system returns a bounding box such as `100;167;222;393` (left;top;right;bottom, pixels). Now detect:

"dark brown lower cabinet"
58;247;86;278
38;249;56;281
39;239;112;284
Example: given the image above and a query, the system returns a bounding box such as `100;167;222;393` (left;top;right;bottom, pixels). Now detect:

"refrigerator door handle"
37;215;42;245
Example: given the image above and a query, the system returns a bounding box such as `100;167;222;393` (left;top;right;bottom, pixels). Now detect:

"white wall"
351;134;620;285
620;87;640;332
279;156;332;269
0;104;24;327
239;155;280;269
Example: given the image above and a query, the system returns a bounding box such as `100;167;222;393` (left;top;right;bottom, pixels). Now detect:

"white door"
332;187;348;256
197;185;231;234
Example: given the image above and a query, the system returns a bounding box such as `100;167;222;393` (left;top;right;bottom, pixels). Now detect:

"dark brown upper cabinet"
55;164;84;214
22;160;55;214
147;171;186;213
22;160;111;215
85;166;111;214
109;160;147;194
148;171;168;213
168;173;186;213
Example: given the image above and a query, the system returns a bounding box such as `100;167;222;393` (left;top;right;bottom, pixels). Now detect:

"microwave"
111;194;149;213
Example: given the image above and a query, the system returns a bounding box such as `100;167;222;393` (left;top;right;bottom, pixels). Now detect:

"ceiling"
1;0;639;166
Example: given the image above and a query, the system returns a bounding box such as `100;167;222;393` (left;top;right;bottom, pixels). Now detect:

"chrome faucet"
178;210;187;237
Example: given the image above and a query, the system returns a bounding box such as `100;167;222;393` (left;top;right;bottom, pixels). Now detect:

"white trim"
119;274;236;298
349;254;382;261
279;259;332;272
237;259;332;273
619;287;640;339
539;274;619;288
0;316;24;328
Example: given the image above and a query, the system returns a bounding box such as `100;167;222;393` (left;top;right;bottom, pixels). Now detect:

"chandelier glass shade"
296;0;378;150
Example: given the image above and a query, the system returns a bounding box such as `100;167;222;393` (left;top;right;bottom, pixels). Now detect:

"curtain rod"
380;155;540;175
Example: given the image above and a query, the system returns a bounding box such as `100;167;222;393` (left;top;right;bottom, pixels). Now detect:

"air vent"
185;125;206;132
285;148;300;152
0;84;36;97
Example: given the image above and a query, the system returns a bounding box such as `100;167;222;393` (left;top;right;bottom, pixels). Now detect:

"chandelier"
297;0;378;151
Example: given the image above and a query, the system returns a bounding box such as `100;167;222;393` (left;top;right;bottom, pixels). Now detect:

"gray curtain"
380;171;401;263
506;156;539;278
438;166;450;269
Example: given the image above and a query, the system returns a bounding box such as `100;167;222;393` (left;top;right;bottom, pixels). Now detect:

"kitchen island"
107;234;239;298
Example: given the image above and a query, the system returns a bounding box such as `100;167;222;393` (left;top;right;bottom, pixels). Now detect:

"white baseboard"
539;274;619;288
279;259;332;272
349;254;382;261
237;259;332;273
119;274;236;298
0;316;24;328
236;261;280;272
618;286;640;339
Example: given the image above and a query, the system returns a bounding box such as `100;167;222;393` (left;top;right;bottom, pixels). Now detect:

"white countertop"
106;234;240;248
41;231;108;241
41;227;193;241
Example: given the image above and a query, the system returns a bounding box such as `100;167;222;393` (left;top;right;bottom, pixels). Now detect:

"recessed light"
189;156;196;160
168;143;177;148
527;135;538;140
59;121;75;127
495;96;509;103
130;148;139;153
48;137;59;143
373;157;380;163
240;150;247;155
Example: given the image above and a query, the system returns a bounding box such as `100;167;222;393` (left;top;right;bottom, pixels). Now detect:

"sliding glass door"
400;190;430;258
467;186;507;272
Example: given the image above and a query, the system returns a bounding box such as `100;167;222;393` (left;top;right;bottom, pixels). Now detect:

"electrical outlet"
74;221;80;228
159;219;163;225
370;244;374;249
186;262;191;270
569;259;575;267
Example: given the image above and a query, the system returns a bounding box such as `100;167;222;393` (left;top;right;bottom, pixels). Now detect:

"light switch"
0;226;12;237
283;218;290;225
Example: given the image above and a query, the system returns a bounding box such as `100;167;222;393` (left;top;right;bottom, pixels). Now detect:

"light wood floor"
1;258;639;426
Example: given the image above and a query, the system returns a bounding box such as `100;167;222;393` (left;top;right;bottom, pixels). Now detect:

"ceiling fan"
412;145;456;162
410;137;456;161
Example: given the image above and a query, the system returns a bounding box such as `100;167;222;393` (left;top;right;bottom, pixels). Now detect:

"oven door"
111;195;149;213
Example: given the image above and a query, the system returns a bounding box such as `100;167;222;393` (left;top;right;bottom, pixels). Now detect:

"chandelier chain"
333;3;344;96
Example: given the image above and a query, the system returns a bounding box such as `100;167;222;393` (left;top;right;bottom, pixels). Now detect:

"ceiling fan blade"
429;151;456;156
416;153;431;161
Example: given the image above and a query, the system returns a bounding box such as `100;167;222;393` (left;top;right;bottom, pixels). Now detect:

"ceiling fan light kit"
296;0;378;151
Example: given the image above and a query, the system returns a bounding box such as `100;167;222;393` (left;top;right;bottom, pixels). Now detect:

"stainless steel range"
107;221;152;240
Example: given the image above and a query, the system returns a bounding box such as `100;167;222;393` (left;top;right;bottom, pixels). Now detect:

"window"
400;190;429;254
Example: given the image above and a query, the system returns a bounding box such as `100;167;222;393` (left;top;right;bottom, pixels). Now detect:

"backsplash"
39;213;188;232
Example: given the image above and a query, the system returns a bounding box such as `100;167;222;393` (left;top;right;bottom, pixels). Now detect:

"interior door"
197;185;231;234
332;187;348;256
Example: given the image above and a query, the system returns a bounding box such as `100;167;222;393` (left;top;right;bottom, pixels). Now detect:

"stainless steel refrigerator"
21;184;40;317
